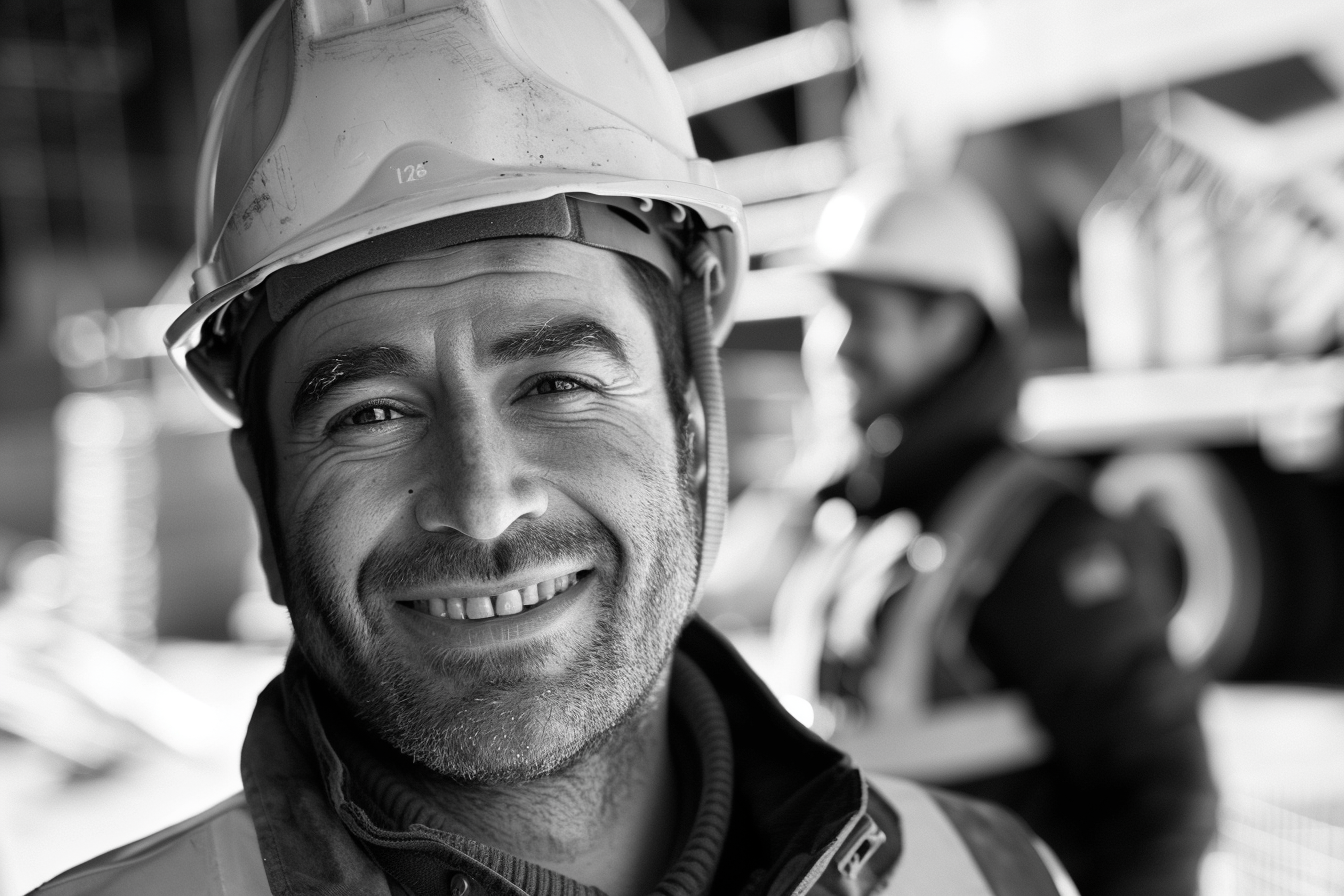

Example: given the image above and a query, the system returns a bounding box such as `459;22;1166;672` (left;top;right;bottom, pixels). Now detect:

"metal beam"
672;20;854;116
714;138;850;205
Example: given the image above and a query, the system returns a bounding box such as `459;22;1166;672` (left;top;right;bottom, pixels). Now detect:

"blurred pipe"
54;392;160;654
111;306;186;360
735;267;834;322
52;304;186;367
0;659;128;769
42;623;224;755
1015;357;1344;470
714;138;852;205
744;190;833;256
672;20;855;116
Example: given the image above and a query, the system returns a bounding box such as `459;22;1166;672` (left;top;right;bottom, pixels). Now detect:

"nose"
413;405;548;541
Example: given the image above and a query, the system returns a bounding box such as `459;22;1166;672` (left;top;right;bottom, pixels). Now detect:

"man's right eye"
335;403;407;429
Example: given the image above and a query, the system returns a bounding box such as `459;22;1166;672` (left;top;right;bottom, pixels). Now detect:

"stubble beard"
283;471;701;786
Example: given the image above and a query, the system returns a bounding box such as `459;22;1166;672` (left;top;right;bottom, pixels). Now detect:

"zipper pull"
835;813;887;880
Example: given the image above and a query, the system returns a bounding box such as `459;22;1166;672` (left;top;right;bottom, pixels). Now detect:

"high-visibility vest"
29;776;1075;896
27;793;266;896
772;451;1085;784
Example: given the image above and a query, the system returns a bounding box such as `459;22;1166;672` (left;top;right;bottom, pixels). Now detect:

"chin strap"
683;239;729;597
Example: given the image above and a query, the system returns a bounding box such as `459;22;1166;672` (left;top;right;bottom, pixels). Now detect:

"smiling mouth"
401;571;588;621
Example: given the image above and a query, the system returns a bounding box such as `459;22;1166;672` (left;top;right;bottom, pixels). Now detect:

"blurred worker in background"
32;3;1077;895
813;169;1218;896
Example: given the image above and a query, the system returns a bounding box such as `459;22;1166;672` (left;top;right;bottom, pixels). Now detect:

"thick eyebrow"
291;344;417;424
485;317;631;370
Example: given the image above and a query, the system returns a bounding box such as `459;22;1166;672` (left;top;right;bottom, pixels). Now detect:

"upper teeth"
407;573;581;621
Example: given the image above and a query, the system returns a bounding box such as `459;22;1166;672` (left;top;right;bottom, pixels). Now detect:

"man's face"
833;277;979;427
260;238;700;783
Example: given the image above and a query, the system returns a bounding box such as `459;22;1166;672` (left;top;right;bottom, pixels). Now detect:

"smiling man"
32;2;1076;895
236;232;713;896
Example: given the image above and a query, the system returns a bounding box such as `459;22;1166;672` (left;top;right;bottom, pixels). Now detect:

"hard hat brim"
166;173;747;428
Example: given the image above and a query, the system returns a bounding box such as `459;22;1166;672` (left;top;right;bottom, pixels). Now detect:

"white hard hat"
815;167;1022;332
165;0;745;426
164;0;745;589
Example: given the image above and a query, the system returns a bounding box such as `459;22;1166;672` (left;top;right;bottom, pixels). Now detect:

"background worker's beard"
282;479;701;785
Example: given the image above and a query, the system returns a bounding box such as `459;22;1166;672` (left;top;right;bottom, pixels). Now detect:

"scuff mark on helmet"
233;192;272;232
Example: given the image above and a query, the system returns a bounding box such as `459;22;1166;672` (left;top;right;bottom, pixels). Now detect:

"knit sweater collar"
318;652;734;896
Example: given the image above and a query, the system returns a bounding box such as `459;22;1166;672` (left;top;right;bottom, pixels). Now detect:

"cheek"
543;416;675;487
278;451;409;591
530;406;684;532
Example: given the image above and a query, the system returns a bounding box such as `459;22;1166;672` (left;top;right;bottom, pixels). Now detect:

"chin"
373;647;665;784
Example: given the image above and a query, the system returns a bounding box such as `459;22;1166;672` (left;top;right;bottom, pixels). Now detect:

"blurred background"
1;0;1343;893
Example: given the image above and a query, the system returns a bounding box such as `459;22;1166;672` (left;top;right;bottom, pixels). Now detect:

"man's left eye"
527;376;589;396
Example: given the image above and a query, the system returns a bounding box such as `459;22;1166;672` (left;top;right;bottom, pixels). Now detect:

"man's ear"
230;428;287;606
683;376;708;494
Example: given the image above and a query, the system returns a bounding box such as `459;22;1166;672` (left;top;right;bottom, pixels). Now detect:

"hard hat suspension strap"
682;241;729;594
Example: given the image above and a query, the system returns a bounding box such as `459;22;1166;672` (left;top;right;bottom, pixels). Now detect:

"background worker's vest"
778;451;1085;784
28;778;1076;896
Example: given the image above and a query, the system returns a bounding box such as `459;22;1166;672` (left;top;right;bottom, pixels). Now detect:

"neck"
418;667;678;896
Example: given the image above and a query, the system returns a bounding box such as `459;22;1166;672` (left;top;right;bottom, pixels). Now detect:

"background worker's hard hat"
816;167;1023;333
166;0;746;427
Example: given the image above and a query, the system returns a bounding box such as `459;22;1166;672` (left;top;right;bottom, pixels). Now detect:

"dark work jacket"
827;338;1218;896
30;619;1075;896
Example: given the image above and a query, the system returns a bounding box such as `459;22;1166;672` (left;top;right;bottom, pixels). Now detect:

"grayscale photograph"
0;2;1341;895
